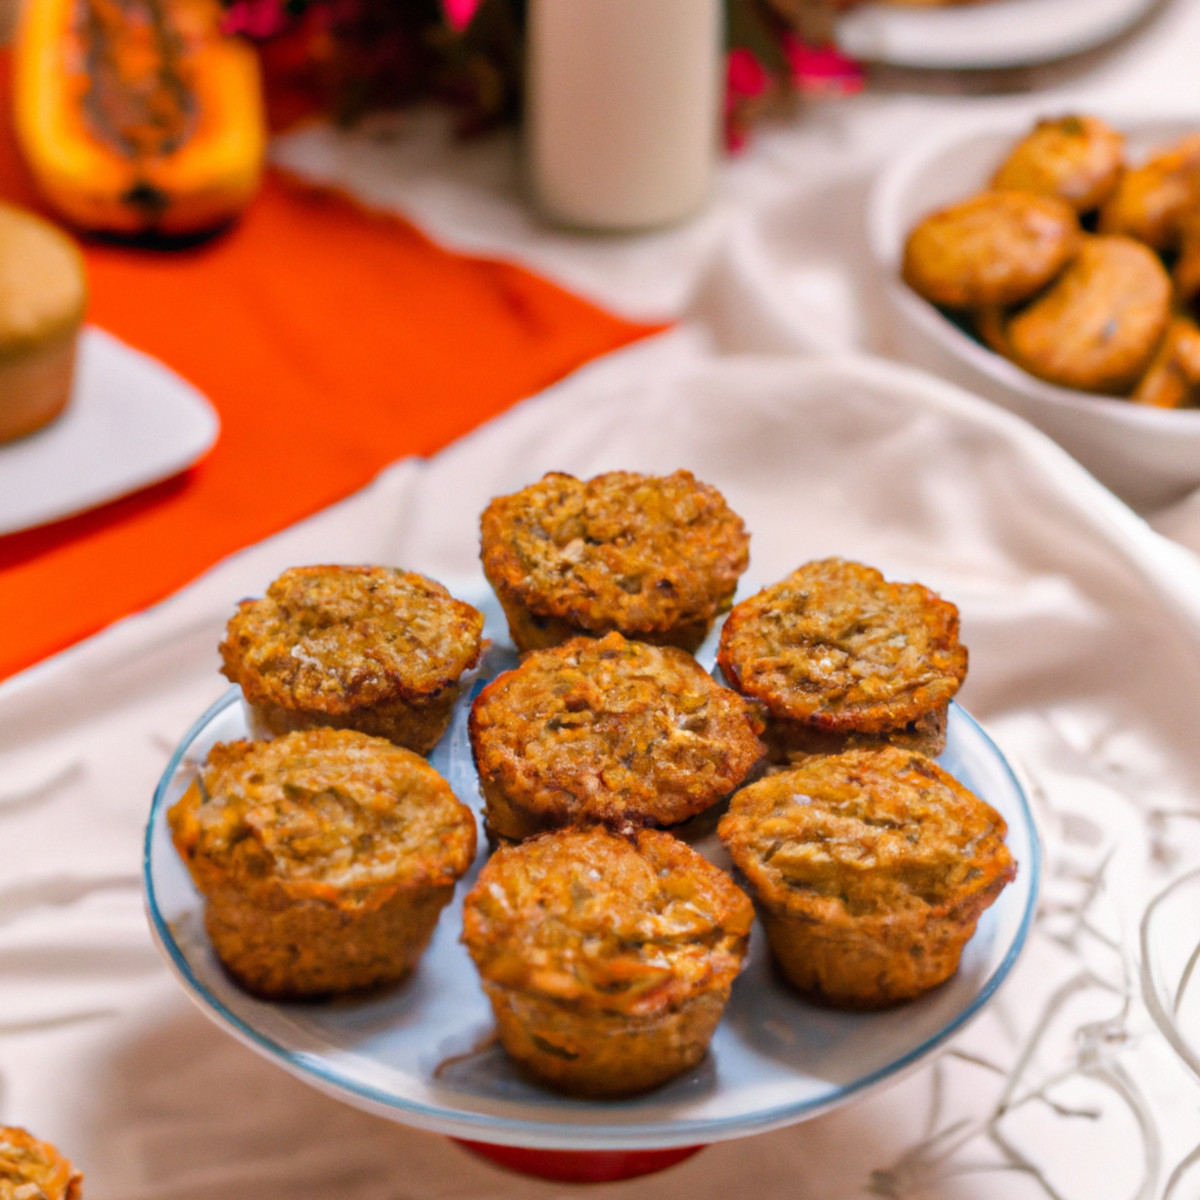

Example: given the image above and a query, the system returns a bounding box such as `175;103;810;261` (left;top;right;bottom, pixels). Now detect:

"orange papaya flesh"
14;0;266;237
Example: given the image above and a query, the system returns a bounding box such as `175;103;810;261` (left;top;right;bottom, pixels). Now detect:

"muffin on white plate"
0;201;86;444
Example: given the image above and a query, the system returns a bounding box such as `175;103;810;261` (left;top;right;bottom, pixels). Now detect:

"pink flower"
782;31;864;96
222;0;292;39
441;0;481;31
726;47;769;101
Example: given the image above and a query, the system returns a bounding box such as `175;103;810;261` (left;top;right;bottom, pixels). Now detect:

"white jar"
525;0;725;231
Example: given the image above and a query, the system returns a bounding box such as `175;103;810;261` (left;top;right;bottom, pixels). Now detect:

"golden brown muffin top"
220;565;485;714
0;205;87;358
479;470;749;637
719;746;1015;925
461;826;753;1015
717;558;967;735
990;115;1125;213
902;189;1080;310
470;632;765;832
0;1127;81;1200
168;729;476;903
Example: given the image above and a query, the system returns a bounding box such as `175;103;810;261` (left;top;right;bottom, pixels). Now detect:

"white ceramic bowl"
867;112;1200;513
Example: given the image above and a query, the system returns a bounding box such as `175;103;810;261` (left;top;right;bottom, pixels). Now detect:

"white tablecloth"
7;1;1200;1195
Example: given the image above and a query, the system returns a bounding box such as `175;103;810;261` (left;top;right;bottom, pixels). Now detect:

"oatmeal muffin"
719;746;1016;1009
220;564;485;754
470;632;765;842
0;203;86;445
716;558;967;758
901;190;1080;310
168;728;477;998
0;1127;81;1200
461;825;753;1097
479;470;749;653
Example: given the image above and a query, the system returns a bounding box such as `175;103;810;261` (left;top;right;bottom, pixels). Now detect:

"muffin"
469;632;765;842
719;746;1016;1009
219;564;485;754
716;558;967;758
461;825;753;1097
168;728;477;998
479;469;749;653
0;1127;82;1200
0;202;86;444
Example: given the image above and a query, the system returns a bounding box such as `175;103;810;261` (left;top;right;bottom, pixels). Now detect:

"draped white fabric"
8;1;1200;1195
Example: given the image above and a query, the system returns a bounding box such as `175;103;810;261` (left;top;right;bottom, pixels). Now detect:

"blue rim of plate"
144;687;1041;1150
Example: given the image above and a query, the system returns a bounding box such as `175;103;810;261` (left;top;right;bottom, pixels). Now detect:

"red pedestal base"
453;1139;707;1183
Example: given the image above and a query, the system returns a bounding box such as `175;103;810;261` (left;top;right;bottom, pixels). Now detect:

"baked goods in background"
0;1126;82;1200
0;201;86;445
1098;133;1200;250
220;564;485;755
719;745;1016;1009
717;557;967;759
902;115;1200;406
480;469;749;653
990;115;1125;213
1133;316;1200;408
901;190;1080;309
469;631;765;842
461;825;753;1097
168;727;477;998
1002;235;1172;394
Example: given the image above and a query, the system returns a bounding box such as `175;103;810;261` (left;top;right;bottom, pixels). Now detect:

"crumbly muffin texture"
462;826;752;1016
717;558;967;737
469;632;765;839
169;728;476;997
480;470;749;651
172;730;475;898
462;825;753;1096
0;1127;81;1200
720;747;1012;922
720;746;1015;1008
220;565;485;714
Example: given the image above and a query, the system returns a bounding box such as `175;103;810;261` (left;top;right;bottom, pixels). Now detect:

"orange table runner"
0;55;660;681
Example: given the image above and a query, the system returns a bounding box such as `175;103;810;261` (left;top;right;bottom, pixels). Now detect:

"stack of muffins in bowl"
167;467;1016;1101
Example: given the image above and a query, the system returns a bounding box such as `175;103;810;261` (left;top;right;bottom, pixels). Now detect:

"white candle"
525;0;725;231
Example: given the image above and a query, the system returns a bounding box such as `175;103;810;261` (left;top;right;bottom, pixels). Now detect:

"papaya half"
13;0;267;237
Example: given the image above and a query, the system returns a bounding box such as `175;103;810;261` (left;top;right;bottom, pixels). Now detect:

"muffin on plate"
716;558;967;758
719;745;1016;1009
469;632;765;842
479;469;749;653
0;1126;82;1200
461;825;753;1098
0;202;87;444
219;564;485;754
168;728;477;998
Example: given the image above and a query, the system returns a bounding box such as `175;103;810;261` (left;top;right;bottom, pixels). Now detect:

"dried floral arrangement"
223;0;862;146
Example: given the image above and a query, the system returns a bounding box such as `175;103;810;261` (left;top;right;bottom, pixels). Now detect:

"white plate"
867;111;1200;512
0;327;219;536
144;641;1040;1152
837;0;1155;70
